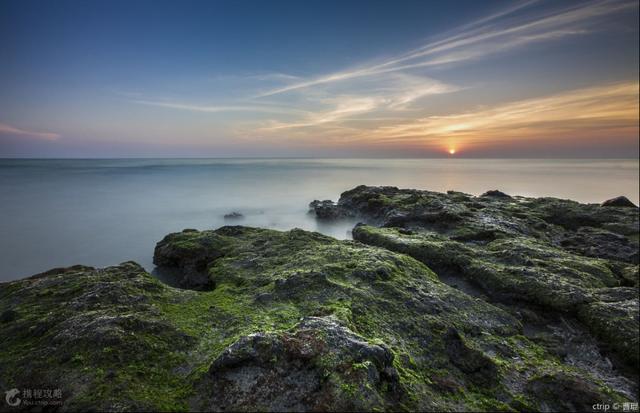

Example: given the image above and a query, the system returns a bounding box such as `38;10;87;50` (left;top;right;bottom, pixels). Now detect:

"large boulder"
1;225;637;411
153;228;226;290
195;316;401;411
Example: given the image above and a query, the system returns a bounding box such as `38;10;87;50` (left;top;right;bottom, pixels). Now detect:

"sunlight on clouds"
385;76;460;109
261;97;381;130
119;0;637;157
351;82;639;147
257;74;459;131
0;122;60;140
248;82;638;156
241;0;638;153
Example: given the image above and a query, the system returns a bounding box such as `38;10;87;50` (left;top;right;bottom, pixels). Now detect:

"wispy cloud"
259;74;459;130
134;99;306;115
262;96;382;130
346;81;639;147
255;0;634;97
123;0;637;156
0;122;60;140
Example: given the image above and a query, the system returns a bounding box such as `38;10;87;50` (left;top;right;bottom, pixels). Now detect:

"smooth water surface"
1;158;638;281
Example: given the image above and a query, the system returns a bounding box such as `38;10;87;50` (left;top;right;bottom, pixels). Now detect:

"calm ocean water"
0;158;638;281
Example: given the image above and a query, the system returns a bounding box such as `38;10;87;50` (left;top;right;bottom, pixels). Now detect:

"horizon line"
1;156;638;161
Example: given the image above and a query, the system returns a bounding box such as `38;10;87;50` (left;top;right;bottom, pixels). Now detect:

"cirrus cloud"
0;122;60;141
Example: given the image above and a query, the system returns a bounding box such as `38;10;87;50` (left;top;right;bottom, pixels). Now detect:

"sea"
1;158;638;281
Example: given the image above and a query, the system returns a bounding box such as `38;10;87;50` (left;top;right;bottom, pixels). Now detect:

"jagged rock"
153;229;224;290
1;204;638;412
308;199;353;220
443;328;498;385
319;186;638;264
0;262;195;411
149;227;637;410
526;372;610;412
224;211;244;219
559;227;639;263
481;189;511;198
602;196;637;208
196;317;401;411
578;288;640;367
314;186;638;372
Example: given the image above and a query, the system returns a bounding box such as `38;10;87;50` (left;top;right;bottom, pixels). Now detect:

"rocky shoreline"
1;186;638;411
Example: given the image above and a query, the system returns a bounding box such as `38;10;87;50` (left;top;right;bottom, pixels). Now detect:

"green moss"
1;226;636;411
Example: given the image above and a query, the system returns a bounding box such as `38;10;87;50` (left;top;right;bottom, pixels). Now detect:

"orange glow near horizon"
280;81;640;154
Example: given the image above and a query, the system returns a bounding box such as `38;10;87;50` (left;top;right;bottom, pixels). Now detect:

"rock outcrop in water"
602;196;638;208
0;186;638;412
223;211;244;220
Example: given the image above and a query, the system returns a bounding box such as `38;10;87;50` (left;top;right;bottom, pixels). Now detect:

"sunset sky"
0;0;638;157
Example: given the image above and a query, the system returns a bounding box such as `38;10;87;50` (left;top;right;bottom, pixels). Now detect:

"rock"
315;187;639;256
316;186;638;372
602;196;637;208
443;328;498;385
0;309;18;323
1;219;638;410
560;227;639;263
196;317;401;411
481;189;511;198
308;199;352;220
578;289;640;368
153;229;225;290
0;262;196;411
526;372;616;412
223;211;244;219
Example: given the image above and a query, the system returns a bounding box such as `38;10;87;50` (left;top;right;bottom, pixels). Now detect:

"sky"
0;0;638;158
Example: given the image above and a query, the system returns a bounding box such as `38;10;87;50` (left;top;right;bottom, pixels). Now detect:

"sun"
449;148;456;155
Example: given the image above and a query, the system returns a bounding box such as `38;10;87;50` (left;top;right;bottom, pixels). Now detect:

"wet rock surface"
313;186;639;388
0;186;637;411
196;316;401;412
153;228;223;290
308;199;354;220
0;262;196;411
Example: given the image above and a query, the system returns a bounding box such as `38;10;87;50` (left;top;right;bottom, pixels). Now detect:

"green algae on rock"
2;224;637;411
310;186;639;373
0;262;196;411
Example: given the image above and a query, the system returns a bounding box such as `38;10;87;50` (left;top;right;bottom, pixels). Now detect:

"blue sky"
0;0;638;157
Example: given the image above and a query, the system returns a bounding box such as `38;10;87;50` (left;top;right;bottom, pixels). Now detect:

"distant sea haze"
0;158;638;281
